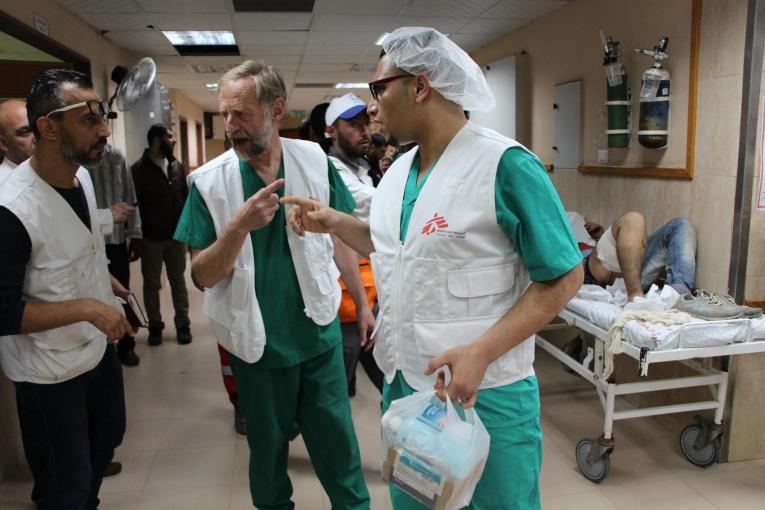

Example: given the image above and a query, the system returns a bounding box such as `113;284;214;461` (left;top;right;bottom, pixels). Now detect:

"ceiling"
55;0;570;114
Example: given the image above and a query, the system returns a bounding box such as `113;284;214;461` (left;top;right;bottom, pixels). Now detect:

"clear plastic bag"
381;390;490;510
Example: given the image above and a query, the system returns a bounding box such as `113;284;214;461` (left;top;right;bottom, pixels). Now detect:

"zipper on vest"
393;244;404;369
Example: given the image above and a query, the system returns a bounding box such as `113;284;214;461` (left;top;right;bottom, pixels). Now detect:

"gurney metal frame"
536;307;765;483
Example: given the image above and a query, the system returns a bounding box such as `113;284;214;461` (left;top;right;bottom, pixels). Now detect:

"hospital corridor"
2;0;765;509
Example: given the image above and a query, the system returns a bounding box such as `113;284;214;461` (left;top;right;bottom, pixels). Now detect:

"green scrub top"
399;147;582;282
174;157;356;368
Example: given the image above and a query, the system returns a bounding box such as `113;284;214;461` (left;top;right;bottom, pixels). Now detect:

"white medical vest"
369;122;536;390
0;161;113;383
189;141;341;363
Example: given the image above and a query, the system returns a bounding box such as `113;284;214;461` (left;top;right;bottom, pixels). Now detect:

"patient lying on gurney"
570;212;761;320
572;212;696;302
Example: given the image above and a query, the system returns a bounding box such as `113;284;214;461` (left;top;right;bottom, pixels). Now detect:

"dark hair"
370;133;386;147
147;123;168;147
298;119;311;141
26;69;93;140
308;103;329;139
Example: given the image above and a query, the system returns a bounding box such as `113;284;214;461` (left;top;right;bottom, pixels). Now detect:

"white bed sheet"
565;296;765;351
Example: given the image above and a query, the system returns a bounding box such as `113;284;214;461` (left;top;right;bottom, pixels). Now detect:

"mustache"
228;132;251;140
91;137;108;149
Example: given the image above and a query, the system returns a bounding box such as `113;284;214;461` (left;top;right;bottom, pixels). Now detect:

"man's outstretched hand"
280;196;340;236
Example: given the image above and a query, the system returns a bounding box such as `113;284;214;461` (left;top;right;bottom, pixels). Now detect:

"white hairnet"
382;27;495;112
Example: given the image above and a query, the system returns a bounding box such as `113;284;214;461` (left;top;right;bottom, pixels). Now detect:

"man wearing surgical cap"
282;27;583;509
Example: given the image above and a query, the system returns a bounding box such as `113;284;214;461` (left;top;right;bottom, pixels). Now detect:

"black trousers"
106;242;135;354
341;322;383;393
15;347;126;510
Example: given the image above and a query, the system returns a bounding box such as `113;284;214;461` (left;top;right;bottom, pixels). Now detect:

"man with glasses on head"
0;99;36;182
0;69;131;509
173;60;370;509
283;27;583;509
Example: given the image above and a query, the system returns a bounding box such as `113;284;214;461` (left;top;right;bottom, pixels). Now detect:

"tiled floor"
1;269;765;509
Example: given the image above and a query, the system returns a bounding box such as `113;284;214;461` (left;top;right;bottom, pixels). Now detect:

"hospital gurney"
535;299;765;483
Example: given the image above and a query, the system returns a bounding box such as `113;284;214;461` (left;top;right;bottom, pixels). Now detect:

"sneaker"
117;348;140;367
675;290;743;320
234;406;247;436
147;328;163;346
720;294;763;318
177;327;192;345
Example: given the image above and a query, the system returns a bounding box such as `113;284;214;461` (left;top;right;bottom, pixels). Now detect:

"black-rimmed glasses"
368;74;413;101
46;99;117;120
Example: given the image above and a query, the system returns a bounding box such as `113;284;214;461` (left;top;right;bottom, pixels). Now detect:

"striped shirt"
85;144;142;244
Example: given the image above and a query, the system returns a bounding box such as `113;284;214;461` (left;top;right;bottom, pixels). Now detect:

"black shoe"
234;406;247;436
104;461;122;477
147;329;162;346
118;348;140;367
177;327;192;345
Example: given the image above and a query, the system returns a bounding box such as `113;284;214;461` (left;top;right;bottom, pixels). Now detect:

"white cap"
382;27;495;112
325;93;367;126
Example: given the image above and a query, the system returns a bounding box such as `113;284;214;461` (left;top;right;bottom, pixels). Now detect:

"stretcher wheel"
575;438;611;483
680;424;720;467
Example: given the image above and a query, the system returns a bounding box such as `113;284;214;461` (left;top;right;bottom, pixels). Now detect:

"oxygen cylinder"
600;31;630;148
636;37;670;149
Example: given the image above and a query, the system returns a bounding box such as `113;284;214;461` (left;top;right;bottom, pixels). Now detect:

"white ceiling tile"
233;13;312;31
459;16;530;34
153;56;187;65
311;14;395;32
183;55;248;65
261;55;302;64
299;63;352;72
404;0;500;18
79;12;152;31
482;0;569;20
153;64;191;73
238;44;305;57
307;31;377;46
235;31;309;45
57;0;141;13
303;44;373;56
135;0;229;13
147;13;233;31
302;54;379;65
388;17;469;34
315;0;409;15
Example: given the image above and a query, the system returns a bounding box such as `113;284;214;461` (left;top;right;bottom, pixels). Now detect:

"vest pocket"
204;266;250;333
30;322;102;351
413;262;516;321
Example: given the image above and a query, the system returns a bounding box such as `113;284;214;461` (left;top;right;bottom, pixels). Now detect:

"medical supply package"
381;390;490;510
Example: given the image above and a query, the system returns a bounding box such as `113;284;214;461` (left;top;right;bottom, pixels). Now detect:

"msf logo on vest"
421;213;466;239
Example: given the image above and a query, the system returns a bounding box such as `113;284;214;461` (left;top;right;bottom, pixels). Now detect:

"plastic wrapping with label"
381;390;490;510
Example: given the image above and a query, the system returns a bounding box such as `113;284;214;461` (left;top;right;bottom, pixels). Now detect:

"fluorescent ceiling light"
375;32;390;46
163;31;236;46
206;83;219;92
335;83;368;89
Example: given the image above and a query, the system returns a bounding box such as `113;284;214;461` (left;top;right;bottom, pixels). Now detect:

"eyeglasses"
46;100;117;120
368;74;413;101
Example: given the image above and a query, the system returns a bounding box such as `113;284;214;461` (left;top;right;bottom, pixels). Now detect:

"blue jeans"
14;346;126;510
640;217;697;294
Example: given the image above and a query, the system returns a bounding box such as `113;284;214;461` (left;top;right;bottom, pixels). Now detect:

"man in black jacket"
131;124;191;346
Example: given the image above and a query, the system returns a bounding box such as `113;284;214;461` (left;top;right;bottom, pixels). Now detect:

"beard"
160;140;174;159
230;110;273;160
60;127;106;166
337;131;368;159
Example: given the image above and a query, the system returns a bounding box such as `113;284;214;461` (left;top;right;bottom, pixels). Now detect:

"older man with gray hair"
283;27;584;509
173;60;370;509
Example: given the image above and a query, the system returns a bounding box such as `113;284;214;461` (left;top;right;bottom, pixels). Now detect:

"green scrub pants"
382;372;542;510
231;343;370;510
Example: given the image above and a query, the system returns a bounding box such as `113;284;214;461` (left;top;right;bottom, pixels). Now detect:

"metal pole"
728;0;765;300
722;0;765;462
